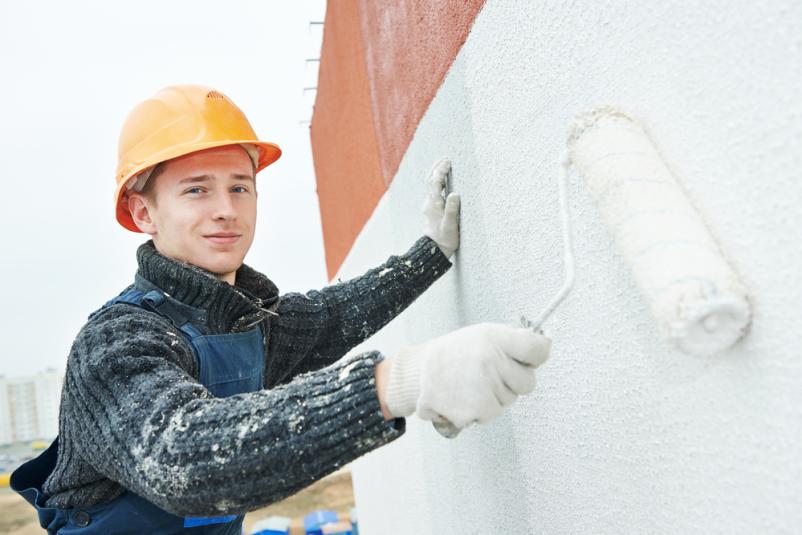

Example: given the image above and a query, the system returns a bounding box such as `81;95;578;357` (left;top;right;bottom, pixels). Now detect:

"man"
11;84;551;534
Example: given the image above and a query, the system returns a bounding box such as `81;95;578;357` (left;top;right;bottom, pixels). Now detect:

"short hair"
138;162;165;204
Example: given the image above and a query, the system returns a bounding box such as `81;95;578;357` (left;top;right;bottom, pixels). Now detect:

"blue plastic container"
303;510;339;535
250;515;291;535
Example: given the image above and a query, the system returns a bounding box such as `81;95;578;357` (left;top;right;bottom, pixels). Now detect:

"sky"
0;1;329;377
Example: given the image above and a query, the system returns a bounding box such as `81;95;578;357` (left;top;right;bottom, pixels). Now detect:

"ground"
0;467;355;535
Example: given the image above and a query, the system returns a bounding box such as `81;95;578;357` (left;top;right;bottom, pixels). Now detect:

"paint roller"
569;107;751;357
431;107;752;439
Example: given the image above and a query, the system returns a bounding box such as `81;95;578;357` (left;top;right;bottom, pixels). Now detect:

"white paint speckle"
338;360;359;380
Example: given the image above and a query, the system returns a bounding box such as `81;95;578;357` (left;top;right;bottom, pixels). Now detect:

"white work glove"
422;158;460;259
384;323;551;430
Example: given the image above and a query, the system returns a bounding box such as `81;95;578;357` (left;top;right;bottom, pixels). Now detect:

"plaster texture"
335;1;802;533
311;0;387;279
358;0;486;185
311;0;484;278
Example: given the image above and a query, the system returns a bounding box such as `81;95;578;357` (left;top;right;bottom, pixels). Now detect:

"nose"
211;190;237;221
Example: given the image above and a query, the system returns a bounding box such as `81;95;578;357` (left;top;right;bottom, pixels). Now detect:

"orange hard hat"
114;84;282;232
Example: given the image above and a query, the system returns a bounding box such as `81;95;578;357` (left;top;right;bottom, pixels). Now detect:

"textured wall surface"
335;1;802;533
358;0;486;185
311;0;484;279
311;0;386;279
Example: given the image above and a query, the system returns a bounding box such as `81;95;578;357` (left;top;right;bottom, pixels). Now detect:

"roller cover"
568;107;751;356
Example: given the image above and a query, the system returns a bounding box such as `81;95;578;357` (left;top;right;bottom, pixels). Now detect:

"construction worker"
10;84;551;534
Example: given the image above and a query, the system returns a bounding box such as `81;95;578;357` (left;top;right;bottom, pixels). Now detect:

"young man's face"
127;144;257;285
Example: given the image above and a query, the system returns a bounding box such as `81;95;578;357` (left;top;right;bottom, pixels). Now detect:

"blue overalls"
11;283;271;534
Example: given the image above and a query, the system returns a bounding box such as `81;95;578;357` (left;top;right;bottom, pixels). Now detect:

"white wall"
337;1;802;533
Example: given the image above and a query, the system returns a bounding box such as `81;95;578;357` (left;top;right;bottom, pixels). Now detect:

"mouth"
204;233;242;245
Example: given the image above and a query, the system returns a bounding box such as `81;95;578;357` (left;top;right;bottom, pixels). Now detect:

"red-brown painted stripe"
310;0;386;280
358;0;486;186
311;0;485;279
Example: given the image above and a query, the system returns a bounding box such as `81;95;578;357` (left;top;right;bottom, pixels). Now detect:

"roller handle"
432;415;463;438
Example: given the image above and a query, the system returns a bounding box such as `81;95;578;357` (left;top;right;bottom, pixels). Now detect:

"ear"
127;193;157;235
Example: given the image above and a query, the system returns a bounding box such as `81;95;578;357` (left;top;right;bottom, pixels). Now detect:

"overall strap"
102;289;203;339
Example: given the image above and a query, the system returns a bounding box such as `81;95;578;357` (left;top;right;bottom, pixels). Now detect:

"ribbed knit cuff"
298;349;407;443
423;234;455;260
385;345;424;418
413;235;454;270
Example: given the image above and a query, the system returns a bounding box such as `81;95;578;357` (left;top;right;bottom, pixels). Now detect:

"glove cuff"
385;345;424;418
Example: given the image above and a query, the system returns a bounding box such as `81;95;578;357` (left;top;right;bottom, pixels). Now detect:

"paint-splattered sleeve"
43;304;404;516
265;235;452;387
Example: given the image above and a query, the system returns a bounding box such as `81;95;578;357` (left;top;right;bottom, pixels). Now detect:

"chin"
209;260;243;277
195;253;244;277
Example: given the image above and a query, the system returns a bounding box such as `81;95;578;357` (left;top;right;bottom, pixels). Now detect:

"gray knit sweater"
42;235;451;516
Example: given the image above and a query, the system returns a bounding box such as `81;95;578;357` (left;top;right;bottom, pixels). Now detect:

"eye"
232;185;250;193
185;187;205;195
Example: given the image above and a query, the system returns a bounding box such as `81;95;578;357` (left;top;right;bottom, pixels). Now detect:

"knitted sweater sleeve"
265;235;452;387
45;304;404;517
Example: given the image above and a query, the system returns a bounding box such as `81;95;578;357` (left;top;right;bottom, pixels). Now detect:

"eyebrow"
177;174;255;185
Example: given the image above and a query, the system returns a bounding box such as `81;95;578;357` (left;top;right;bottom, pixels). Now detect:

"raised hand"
422;158;460;259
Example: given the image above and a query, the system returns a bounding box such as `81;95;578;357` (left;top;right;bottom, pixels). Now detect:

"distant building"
0;369;63;445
